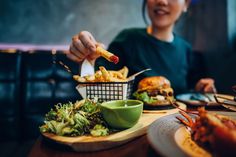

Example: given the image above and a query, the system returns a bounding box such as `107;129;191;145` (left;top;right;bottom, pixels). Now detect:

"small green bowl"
100;100;143;129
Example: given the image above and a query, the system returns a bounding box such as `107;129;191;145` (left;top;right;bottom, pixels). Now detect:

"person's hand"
67;31;103;63
195;78;217;93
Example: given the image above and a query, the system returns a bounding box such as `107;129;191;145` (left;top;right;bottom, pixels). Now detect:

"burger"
133;76;175;107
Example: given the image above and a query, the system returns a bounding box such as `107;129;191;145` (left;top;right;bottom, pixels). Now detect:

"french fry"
109;71;125;79
99;66;111;81
73;75;86;82
96;46;119;64
94;71;103;82
73;66;129;83
109;76;128;82
121;66;129;78
84;75;95;82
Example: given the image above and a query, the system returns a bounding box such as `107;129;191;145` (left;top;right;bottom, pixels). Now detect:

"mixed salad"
40;98;109;137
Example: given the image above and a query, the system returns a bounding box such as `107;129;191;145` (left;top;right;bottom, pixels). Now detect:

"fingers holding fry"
96;46;119;64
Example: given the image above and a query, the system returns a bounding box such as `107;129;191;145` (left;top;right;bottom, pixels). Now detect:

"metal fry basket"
76;79;135;102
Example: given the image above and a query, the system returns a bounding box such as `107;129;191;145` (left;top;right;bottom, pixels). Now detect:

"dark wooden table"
28;104;235;157
28;135;160;157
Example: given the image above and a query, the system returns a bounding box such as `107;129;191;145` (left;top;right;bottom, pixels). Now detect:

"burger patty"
140;89;173;97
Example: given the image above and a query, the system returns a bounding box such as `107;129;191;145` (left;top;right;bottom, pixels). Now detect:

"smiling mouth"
154;9;169;15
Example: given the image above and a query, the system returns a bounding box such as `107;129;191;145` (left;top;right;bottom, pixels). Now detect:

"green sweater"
96;28;203;95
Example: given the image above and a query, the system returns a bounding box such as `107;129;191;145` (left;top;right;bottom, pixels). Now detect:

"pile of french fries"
73;66;129;82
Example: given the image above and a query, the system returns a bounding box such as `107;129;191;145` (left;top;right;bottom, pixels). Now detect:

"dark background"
0;0;236;93
0;0;144;46
0;0;235;50
0;0;236;156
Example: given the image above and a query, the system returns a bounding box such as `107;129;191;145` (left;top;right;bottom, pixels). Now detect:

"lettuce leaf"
39;99;109;137
133;91;157;104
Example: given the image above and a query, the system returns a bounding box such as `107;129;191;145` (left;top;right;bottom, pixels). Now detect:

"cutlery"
214;94;236;107
202;93;213;102
127;68;151;81
221;100;236;107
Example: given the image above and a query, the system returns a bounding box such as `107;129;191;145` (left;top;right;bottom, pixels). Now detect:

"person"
66;0;216;95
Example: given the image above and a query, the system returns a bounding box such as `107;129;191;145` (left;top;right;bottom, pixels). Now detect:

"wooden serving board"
42;102;186;152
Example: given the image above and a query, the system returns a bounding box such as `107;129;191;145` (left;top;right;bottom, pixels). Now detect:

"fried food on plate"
177;108;236;157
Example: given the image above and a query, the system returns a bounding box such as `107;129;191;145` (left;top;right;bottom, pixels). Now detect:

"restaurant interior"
0;0;236;157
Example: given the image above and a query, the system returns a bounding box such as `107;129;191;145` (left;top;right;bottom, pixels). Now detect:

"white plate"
147;113;212;157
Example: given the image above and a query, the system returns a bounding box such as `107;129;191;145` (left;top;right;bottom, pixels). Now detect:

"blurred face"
147;0;189;29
